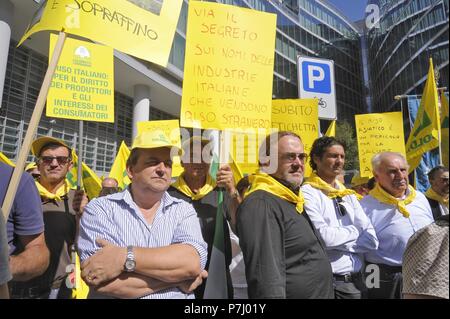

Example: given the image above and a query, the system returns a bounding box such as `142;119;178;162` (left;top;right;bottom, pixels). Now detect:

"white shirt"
302;184;379;275
360;190;434;266
439;202;449;216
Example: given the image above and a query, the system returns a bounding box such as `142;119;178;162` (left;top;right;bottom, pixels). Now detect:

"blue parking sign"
301;61;331;94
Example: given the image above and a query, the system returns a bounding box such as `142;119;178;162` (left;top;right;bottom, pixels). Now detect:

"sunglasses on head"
334;196;348;217
39;156;71;165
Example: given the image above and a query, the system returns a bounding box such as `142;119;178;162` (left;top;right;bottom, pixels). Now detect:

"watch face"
125;259;136;272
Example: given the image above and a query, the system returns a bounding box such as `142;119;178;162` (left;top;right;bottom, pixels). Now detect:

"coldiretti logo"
408;134;433;151
412;111;431;137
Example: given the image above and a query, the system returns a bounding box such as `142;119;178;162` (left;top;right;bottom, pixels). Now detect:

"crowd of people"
0;129;448;299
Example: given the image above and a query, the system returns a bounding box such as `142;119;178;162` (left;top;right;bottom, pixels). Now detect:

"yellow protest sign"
19;0;183;67
47;34;114;122
356;112;406;177
137;120;183;177
180;1;276;130
272;99;319;177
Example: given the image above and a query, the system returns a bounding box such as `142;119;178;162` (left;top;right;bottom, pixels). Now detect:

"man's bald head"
102;177;119;188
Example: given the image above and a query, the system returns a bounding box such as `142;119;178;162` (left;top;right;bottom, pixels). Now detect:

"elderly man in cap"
168;135;238;299
77;131;208;299
360;152;433;299
8;136;82;299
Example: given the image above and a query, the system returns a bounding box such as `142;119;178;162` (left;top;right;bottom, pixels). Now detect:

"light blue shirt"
302;184;379;275
78;188;208;299
360;190;434;266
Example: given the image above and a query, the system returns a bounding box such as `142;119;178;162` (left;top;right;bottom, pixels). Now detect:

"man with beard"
360;152;433;299
425;166;449;220
236;131;334;299
302;136;378;299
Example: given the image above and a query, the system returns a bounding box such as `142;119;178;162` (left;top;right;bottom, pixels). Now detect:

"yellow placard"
20;0;183;67
47;34;114;122
180;1;276;130
272;99;319;177
356;112;406;177
137;120;183;177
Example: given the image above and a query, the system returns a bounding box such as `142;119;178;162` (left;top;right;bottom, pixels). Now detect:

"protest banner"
47;34;114;122
180;1;276;131
19;0;183;67
356;112;406;177
272;99;319;177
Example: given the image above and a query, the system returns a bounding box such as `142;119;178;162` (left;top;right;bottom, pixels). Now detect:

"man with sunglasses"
237;131;334;299
77;131;208;299
8;136;78;299
425;166;449;220
302;136;378;299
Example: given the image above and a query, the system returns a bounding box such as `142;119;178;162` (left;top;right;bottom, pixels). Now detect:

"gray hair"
372;152;408;173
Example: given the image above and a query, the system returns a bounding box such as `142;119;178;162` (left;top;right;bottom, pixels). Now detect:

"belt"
333;272;361;283
373;263;402;274
9;284;51;299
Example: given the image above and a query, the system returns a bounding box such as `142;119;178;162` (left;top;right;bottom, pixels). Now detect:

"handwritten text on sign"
356;112;406;177
180;1;276;130
272;99;319;177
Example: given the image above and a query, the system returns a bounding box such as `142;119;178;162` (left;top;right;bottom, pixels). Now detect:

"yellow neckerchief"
369;183;416;218
35;179;71;201
172;173;216;201
244;173;304;214
304;171;362;200
425;188;449;208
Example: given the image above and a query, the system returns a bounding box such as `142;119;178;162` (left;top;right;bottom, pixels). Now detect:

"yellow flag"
406;58;441;172
440;91;449;167
19;0;183;67
66;150;102;199
0;152;14;166
325;120;336;137
109;141;131;191
229;153;244;185
72;253;89;299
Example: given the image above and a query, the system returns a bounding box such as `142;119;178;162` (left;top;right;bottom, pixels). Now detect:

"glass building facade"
366;0;449;113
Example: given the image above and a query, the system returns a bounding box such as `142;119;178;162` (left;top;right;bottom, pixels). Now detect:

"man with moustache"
302;136;378;299
360;152;434;299
236;131;334;299
78;131;208;299
424;166;449;220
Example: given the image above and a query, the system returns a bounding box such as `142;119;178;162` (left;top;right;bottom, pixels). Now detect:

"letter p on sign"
302;61;331;94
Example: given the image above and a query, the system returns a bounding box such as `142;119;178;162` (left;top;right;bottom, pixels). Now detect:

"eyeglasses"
281;152;308;163
334;197;348;217
39;156;71;165
145;159;173;168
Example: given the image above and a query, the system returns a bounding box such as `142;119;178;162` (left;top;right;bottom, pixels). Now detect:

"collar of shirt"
109;188;183;215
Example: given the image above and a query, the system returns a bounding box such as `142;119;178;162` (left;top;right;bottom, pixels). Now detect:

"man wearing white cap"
78;131;208;299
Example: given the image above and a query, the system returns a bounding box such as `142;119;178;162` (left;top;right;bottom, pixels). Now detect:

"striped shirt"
78;188;207;299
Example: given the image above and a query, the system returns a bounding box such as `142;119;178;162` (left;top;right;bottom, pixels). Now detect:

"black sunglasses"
334;197;348;217
39;156;71;165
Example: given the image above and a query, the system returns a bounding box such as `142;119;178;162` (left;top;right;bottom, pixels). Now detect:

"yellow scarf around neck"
245;173;305;214
425;188;449;208
35;179;71;201
304;171;362;200
369;183;416;218
172;173;216;201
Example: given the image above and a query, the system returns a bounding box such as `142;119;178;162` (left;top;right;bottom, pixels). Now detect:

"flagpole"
2;31;67;221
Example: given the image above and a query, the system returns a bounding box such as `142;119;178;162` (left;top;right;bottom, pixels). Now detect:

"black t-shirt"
237;190;334;299
168;186;233;298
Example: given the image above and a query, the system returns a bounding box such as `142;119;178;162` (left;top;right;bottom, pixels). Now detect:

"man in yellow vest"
360;152;434;299
425;166;449;220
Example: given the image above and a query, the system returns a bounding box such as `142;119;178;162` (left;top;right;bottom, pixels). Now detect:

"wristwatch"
230;189;240;199
124;245;136;272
